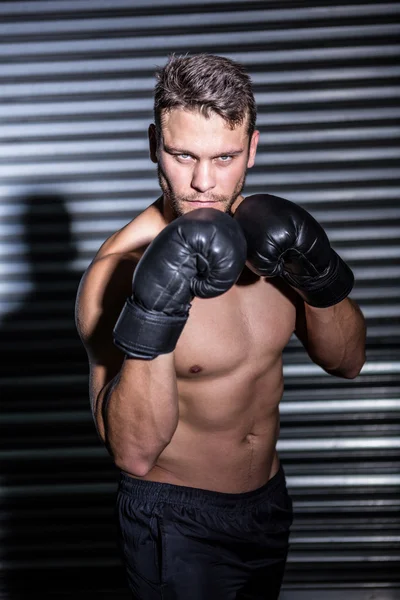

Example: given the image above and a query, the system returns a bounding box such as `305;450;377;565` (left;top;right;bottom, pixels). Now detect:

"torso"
93;201;297;493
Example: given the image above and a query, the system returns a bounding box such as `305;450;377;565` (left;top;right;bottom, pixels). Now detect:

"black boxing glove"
234;194;354;308
113;208;247;359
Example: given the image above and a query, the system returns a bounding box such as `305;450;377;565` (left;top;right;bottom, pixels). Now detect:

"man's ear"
148;124;158;164
247;130;260;169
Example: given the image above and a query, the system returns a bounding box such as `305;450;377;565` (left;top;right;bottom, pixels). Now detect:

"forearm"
97;353;179;475
301;297;366;378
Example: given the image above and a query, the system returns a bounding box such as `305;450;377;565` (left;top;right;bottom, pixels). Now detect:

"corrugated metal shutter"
1;1;399;598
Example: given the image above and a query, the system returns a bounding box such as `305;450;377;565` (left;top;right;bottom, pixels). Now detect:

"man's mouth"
186;200;220;204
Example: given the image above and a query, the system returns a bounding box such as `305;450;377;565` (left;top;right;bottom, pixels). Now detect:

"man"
75;54;366;599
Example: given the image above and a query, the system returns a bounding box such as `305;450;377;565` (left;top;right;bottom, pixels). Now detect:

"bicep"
75;254;137;406
88;356;121;419
82;319;125;431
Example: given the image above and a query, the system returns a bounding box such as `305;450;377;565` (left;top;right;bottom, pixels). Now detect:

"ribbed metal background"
1;1;399;598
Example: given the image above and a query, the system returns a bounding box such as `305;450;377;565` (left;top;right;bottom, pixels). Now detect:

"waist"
118;462;287;511
127;412;281;492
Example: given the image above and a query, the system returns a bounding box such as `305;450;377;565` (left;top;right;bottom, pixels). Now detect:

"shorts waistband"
118;464;287;510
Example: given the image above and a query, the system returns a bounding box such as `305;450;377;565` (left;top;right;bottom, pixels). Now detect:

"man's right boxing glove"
113;208;247;359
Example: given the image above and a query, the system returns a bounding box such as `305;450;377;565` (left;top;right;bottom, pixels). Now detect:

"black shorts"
115;465;293;599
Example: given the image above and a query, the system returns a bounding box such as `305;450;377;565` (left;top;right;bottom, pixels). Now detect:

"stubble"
157;164;247;218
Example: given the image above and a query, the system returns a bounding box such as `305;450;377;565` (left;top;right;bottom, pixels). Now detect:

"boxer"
75;53;366;599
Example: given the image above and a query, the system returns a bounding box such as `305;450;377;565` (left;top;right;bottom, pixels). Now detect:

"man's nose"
191;161;216;193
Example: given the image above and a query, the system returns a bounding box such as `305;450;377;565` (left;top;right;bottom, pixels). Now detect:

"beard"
157;164;246;218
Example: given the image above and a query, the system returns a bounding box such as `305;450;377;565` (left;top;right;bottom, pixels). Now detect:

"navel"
189;364;203;374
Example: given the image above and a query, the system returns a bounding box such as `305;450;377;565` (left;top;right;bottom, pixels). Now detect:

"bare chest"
174;275;296;379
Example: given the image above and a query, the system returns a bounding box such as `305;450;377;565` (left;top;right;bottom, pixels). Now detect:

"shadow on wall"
0;194;129;599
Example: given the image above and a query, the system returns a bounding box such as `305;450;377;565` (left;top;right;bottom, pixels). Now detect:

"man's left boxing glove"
233;193;354;308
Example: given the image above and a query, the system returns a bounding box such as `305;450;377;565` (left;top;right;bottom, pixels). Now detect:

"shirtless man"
75;54;366;599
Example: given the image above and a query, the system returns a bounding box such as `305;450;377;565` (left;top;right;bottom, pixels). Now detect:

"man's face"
149;108;259;218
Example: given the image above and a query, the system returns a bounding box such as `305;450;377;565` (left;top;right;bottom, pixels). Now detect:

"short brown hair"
154;53;256;137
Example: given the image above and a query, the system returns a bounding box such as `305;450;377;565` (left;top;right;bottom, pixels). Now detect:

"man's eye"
178;154;191;160
219;156;232;162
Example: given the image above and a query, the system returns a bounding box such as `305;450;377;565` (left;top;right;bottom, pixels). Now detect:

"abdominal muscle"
133;358;284;494
123;276;295;493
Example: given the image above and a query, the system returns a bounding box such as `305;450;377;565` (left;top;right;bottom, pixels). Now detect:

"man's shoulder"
74;252;132;348
75;200;165;347
79;199;165;298
96;199;165;260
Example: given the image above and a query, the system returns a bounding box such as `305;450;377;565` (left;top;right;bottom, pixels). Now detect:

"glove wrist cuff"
290;251;354;308
113;297;188;359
